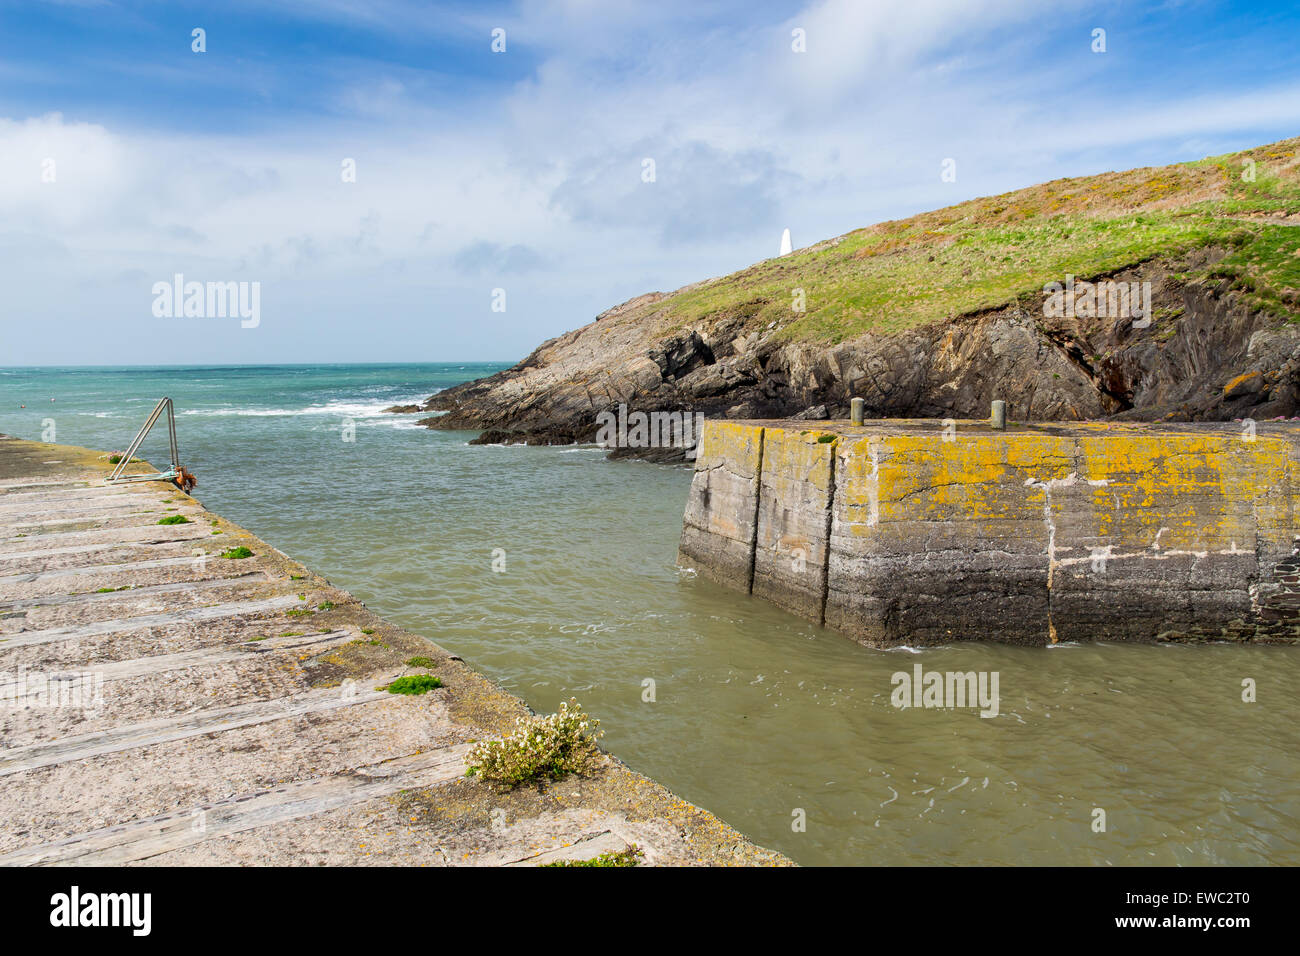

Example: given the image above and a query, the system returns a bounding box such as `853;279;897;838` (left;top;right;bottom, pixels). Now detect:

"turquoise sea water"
2;363;1299;866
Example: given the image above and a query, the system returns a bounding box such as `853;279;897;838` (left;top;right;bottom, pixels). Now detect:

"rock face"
679;419;1300;646
405;252;1300;457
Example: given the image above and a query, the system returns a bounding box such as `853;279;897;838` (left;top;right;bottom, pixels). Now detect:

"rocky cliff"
394;139;1300;457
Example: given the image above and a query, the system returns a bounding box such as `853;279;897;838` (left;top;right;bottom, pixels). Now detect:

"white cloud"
1;0;1296;364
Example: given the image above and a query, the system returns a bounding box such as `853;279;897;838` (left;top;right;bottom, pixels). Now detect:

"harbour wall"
678;419;1300;645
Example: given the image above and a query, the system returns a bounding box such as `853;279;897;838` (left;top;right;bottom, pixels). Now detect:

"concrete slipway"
0;435;788;867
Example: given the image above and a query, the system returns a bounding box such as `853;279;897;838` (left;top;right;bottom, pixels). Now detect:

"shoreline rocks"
389;255;1300;453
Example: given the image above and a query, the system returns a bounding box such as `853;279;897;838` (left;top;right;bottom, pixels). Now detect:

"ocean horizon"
1;361;521;371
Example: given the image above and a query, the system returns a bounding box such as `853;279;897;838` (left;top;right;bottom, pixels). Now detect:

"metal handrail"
105;397;182;484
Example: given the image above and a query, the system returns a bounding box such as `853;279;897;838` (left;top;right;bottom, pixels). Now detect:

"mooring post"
851;397;865;426
990;400;1007;430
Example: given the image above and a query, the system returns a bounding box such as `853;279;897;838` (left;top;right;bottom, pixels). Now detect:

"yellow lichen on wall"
691;421;765;542
747;425;1282;554
820;431;1076;539
695;420;763;477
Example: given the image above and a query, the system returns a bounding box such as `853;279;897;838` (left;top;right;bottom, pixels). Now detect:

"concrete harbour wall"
678;419;1300;646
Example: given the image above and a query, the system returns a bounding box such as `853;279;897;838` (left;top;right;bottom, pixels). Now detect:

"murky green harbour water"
3;364;1298;865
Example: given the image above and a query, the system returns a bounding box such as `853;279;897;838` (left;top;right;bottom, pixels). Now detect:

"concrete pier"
0;435;788;866
679;419;1300;646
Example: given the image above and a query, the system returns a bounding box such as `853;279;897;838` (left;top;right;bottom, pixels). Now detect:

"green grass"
542;846;642;867
220;546;253;559
601;138;1300;347
405;656;438;669
384;674;444;695
1210;223;1300;315
672;212;1249;345
156;515;191;525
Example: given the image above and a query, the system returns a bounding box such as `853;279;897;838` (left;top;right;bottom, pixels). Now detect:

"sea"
1;362;1297;866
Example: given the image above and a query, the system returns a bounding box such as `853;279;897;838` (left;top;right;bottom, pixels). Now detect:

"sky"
1;0;1299;366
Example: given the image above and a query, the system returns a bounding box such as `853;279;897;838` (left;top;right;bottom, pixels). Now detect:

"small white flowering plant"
465;697;603;787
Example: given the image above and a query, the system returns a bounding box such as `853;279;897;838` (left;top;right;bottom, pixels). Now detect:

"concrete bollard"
851;397;865;426
990;400;1006;430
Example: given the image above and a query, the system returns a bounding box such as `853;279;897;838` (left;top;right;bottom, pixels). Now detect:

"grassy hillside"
653;139;1300;344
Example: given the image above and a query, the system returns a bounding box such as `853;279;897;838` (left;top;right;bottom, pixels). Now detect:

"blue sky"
1;0;1299;366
